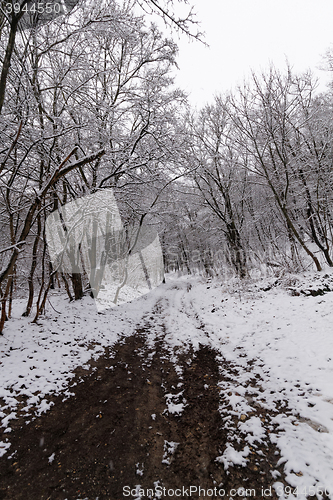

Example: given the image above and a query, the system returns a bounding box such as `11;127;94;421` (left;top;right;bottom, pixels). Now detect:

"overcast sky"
171;0;333;106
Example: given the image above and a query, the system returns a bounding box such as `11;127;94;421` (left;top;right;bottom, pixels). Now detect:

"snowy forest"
1;0;333;335
2;2;333;498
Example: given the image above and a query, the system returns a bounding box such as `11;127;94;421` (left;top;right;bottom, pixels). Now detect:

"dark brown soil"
0;322;291;500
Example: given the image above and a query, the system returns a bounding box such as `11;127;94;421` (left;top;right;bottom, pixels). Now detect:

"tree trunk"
71;273;83;300
23;213;41;317
226;223;248;278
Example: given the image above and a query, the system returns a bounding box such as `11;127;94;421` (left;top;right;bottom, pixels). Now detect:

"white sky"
171;0;333;106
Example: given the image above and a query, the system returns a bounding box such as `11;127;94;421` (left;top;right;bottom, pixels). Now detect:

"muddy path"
0;308;290;500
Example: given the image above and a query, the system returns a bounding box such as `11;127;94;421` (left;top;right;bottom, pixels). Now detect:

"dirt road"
0;298;291;500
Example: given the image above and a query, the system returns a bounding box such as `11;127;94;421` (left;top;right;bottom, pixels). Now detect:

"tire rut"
0;308;289;500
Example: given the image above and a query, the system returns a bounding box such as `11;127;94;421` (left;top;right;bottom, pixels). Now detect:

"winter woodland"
2;1;333;496
1;0;333;331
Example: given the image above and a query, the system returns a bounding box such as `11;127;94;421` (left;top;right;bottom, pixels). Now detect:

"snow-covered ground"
0;288;158;450
1;272;333;497
179;276;333;495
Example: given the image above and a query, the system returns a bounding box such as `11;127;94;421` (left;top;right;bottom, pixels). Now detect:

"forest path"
0;288;292;500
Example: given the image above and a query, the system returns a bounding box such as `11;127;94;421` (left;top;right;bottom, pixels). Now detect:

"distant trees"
185;99;249;277
228;68;333;271
1;0;333;336
171;67;333;278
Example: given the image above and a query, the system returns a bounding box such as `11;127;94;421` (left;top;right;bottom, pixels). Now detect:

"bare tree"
227;67;329;272
0;0;193;332
185;99;249;277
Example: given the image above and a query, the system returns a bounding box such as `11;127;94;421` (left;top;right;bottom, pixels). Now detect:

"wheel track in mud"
0;296;293;500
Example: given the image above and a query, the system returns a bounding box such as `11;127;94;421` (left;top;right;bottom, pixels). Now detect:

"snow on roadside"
1;271;333;497
175;274;333;495
119;271;333;494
